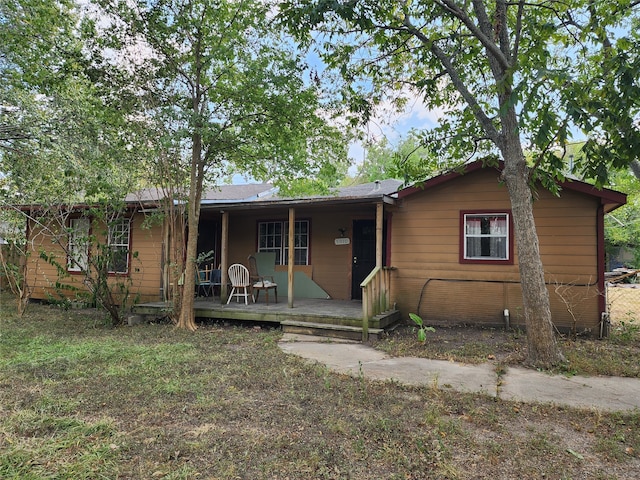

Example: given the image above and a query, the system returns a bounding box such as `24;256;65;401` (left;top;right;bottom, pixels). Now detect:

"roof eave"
558;179;627;213
199;194;397;211
396;160;628;211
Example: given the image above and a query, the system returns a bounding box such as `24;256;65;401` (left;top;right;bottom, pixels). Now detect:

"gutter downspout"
597;203;609;338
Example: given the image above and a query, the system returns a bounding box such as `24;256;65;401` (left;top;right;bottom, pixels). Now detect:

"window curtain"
489;217;507;258
466;218;481;257
68;218;90;271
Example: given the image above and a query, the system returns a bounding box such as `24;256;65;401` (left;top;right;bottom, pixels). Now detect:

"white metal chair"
226;263;254;305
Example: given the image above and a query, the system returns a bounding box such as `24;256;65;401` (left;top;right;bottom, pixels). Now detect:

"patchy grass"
1;294;639;479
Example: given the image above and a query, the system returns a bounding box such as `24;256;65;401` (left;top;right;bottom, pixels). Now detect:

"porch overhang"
199;194;397;211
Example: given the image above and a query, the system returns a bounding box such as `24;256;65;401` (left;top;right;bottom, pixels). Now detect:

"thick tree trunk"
501;137;565;367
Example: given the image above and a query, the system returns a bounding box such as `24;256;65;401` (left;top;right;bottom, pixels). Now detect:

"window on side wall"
257;220;309;265
460;211;513;264
68;217;90;272
108;218;131;274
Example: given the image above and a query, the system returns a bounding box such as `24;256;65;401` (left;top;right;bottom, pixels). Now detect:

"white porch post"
220;211;229;302
376;202;383;268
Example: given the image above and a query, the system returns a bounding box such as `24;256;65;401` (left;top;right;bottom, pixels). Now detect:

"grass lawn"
1;293;639;479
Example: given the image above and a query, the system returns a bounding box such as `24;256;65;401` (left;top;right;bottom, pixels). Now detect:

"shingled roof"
125;179;403;210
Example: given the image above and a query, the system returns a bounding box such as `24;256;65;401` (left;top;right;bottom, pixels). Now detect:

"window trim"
459;210;514;265
257;219;310;265
107;218;132;275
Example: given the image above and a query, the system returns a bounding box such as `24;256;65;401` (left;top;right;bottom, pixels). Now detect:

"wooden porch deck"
131;297;401;340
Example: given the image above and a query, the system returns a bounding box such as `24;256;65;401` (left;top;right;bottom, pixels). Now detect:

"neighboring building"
23;161;626;336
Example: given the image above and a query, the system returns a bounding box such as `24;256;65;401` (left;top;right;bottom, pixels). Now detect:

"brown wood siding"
128;214;163;302
390;169;602;333
27;220;77;300
27;213;163;304
416;279;599;333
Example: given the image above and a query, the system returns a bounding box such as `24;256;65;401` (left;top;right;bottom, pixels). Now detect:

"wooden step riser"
277;310;401;329
282;323;384;341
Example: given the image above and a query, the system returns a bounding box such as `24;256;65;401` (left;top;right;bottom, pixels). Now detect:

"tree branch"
512;0;525;61
495;0;512;62
401;16;500;143
434;0;511;71
529;118;569;179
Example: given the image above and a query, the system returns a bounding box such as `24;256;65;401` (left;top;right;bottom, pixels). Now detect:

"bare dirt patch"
374;319;640;377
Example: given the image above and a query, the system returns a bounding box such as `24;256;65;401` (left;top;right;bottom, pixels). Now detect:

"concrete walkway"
279;334;640;413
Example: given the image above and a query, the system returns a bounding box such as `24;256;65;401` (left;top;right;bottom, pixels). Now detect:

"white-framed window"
68;217;90;272
258;220;309;265
107;218;131;274
463;212;510;262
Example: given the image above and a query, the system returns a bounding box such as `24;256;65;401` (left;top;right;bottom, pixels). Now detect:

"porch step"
373;309;402;329
281;320;384;341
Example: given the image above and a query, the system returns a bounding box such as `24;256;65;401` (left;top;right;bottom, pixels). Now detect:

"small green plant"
612;317;640;343
409;313;435;342
196;249;215;266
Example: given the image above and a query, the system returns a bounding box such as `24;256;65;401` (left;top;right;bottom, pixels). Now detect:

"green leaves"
353;130;452;186
409;313;435;342
96;0;348;189
1;0;146;206
280;0;640;187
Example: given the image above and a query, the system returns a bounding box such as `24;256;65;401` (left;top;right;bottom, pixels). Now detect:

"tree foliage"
0;0;144;204
94;0;350;329
280;1;640;184
0;0;147;317
354;130;455;185
606;169;640;268
560;5;640;184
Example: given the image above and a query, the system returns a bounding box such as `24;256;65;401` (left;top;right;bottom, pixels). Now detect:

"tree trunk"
177;203;198;331
630;159;640;180
501;136;565;367
176;129;205;332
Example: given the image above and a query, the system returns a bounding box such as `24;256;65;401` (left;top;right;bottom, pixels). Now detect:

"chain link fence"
607;284;640;325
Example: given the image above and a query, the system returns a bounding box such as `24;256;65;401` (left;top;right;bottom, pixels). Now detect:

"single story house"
24;161;626;337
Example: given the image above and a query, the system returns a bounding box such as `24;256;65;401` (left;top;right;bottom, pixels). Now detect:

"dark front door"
351;219;376;300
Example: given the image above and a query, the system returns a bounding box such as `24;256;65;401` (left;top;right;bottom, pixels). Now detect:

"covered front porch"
147;179;405;339
132;296;401;341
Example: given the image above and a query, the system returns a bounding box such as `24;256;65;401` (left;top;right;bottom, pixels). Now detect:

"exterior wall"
128;214;164;302
25;204;378;306
224;205;376;300
390;169;602;334
27;212;163;304
23;170;605;335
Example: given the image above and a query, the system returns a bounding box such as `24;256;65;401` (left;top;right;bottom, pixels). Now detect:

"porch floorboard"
131;297;399;337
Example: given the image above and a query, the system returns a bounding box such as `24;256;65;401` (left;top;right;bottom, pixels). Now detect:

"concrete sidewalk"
278;334;640;412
